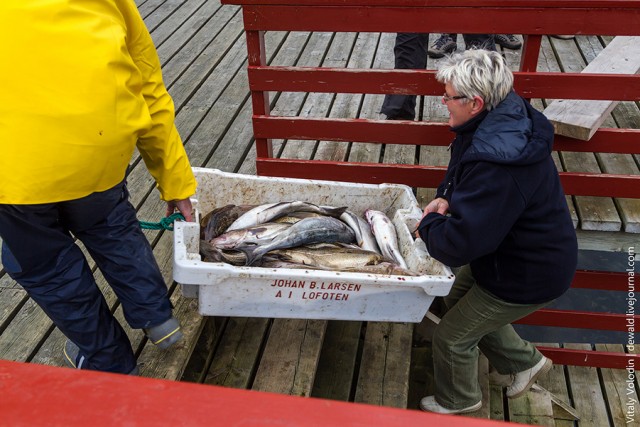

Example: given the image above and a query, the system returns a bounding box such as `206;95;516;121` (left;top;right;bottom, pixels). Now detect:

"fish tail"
326;206;349;217
236;245;264;266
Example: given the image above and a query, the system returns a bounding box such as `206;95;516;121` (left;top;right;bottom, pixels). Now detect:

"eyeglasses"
442;93;467;103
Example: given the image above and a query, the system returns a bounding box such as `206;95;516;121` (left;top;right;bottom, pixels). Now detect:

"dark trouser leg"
58;182;173;330
0;203;136;373
381;32;429;120
462;34;497;51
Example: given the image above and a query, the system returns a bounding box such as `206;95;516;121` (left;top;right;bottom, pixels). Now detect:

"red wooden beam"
253;116;640;155
537;346;639;369
0;360;525;427
239;5;640;34
246;30;273;158
516;309;639;331
223;1;640;6
571;270;632;291
248;67;640;101
256;158;640;198
253;116;453;146
559;173;640;198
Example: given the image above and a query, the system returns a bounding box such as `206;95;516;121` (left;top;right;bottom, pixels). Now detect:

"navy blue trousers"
0;181;172;373
380;33;496;120
381;32;429;120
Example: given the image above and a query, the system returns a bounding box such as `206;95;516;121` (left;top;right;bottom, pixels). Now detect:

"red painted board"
0;360;527;427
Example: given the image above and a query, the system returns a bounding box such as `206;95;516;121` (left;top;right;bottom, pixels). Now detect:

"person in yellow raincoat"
0;0;197;374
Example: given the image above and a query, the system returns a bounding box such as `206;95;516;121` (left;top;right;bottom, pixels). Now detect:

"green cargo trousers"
432;265;549;409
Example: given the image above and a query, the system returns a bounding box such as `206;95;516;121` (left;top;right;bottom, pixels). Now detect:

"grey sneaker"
144;316;183;349
63;339;139;375
495;34;522;50
428;34;457;58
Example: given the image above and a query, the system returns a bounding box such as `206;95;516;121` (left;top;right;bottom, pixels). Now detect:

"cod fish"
343;261;418;277
273;211;323;224
365;209;408;269
339;211;381;254
210;222;291;249
200;204;255;241
269;243;387;270
226;201;347;232
199;240;247;265
237;216;356;266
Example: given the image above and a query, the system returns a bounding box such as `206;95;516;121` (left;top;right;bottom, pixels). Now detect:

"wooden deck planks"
565;343;611;427
596;344;640;427
354;322;413;408
252;319;327;397
311;320;362;401
203;317;269;388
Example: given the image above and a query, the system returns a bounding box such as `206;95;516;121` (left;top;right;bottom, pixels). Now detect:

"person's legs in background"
381;32;430;120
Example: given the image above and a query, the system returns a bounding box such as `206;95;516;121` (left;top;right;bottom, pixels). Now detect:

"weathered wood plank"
543;37;640;141
0;284;27;330
311;320;361;401
564;343;610;427
596;343;639;427
154;0;225;63
137;0;168;20
561;151;622;231
354;322;413;408
252;319;327;397
204;317;269;388
145;0;205;38
576;229;640;252
508;385;555;426
535;343;575;427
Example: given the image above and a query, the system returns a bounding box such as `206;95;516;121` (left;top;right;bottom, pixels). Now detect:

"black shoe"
495;34;522;50
428;34;457;59
550;35;575;40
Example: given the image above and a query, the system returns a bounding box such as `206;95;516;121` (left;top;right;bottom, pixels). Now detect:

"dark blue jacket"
418;92;578;304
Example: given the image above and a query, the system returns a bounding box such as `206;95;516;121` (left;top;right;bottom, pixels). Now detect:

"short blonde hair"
436;49;513;110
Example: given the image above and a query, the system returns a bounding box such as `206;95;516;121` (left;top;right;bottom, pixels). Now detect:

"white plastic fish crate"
173;168;455;322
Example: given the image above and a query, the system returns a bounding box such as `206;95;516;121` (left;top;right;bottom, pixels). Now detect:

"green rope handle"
139;213;185;231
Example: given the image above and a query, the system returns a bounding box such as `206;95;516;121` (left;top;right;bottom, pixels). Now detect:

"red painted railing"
222;0;639;369
0;359;524;426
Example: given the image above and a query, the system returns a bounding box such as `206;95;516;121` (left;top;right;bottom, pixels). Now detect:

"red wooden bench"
221;0;640;369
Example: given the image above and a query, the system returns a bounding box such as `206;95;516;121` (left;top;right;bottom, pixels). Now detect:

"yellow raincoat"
0;0;196;204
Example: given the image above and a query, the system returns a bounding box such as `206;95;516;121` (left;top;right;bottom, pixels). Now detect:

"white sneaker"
419;396;482;414
506;356;553;399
